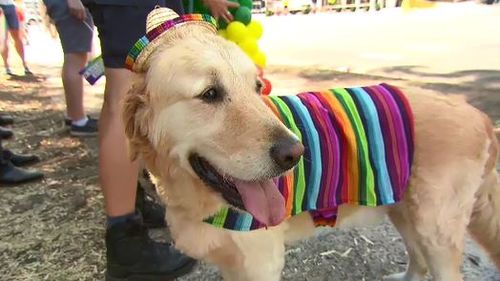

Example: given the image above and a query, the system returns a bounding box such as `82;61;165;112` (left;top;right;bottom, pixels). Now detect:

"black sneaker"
3;149;40;167
0;161;44;185
136;177;166;229
0;114;14;126
0;126;13;140
105;216;196;281
70;117;98;137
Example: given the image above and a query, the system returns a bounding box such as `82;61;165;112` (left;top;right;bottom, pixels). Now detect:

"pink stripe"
374;85;410;189
299;93;341;209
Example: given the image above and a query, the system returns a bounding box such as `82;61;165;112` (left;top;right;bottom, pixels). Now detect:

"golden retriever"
122;24;500;281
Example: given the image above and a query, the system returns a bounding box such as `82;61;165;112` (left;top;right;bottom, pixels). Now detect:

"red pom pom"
261;78;272;96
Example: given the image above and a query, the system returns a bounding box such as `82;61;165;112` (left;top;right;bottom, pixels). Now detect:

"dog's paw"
383;272;423;281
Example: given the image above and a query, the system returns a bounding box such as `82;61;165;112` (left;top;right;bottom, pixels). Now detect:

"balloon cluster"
191;0;272;95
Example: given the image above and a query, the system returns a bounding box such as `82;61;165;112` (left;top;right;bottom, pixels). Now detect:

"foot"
105;216;196;281
136;180;166;228
24;67;33;76
70;117;98;137
64;115;93;127
2;149;40;167
0;114;14;126
0;161;44;185
5;68;13;76
0;126;13;140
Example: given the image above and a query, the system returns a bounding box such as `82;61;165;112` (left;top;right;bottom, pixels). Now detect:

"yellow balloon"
226;22;248;43
252;51;267;68
247;21;263;40
218;29;227;39
239;38;258;56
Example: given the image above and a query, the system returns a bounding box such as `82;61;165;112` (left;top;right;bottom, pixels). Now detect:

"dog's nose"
270;136;304;171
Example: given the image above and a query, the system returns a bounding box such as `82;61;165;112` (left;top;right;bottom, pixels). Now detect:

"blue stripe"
240;212;253;231
351;88;394;204
234;212;244;230
287;95;323;210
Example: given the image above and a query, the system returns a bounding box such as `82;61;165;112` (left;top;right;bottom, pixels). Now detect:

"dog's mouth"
189;154;286;227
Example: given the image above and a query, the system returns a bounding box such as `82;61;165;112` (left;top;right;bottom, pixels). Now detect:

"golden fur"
123;26;500;281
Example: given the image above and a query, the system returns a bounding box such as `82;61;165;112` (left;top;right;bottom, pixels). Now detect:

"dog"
123;8;500;281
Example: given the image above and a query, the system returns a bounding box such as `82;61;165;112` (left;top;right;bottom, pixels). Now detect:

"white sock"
72;117;89;127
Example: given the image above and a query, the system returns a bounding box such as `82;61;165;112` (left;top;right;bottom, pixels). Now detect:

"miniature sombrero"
125;7;218;72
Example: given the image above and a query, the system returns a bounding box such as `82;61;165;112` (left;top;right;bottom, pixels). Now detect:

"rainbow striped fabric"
204;83;415;231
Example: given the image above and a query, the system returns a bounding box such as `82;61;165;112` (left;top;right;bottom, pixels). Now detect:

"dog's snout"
270;136;304;171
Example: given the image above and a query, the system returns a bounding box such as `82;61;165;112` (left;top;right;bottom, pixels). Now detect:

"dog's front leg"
217;228;286;281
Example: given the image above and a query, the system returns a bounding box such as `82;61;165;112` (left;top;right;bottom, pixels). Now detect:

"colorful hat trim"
126;13;218;72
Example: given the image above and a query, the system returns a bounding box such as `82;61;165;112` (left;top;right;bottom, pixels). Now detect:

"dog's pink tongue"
233;179;286;226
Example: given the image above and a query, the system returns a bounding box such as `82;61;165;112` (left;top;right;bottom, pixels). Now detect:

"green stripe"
332;89;377;206
212;207;229;227
269;96;306;215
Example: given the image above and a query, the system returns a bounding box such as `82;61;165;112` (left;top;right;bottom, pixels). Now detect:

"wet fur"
123;26;500;281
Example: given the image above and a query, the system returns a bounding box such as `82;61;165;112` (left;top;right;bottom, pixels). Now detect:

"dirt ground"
0;65;499;281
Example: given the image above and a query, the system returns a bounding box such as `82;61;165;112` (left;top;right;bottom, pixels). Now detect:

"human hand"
67;0;86;21
202;0;239;23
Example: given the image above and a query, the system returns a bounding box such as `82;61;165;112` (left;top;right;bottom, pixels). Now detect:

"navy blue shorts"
0;4;20;30
87;1;184;68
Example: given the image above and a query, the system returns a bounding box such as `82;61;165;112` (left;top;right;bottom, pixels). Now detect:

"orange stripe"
320;90;359;201
262;97;282;120
284;174;294;217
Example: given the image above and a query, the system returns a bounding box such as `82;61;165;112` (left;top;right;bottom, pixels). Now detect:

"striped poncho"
204;83;415;231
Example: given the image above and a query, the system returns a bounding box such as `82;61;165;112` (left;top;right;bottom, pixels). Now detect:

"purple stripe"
362;86;399;194
298;93;340;209
380;83;415;168
297;93;330;209
314;92;347;205
374;85;409;194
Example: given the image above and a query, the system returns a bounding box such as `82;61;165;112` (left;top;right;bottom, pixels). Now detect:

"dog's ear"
123;77;151;161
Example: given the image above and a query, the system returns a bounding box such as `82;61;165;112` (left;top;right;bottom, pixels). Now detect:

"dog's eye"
256;80;263;94
198;87;223;103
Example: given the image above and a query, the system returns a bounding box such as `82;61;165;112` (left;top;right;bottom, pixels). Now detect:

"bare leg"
62;53;87;121
1;31;9;71
99;68;138;217
8;29;28;69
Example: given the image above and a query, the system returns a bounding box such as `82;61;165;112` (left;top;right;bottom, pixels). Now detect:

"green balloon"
234;7;252;25
239;0;253;9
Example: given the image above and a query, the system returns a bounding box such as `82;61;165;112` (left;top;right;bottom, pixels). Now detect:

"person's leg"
89;0;184;221
1;26;10;73
1;4;29;73
86;3;194;280
8;29;29;71
62;53;87;121
47;1;97;135
99;67;138;217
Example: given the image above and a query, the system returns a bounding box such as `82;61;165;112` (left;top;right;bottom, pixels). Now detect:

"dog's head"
124;26;303;226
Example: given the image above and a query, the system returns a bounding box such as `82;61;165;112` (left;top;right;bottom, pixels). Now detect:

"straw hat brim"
126;14;218;73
